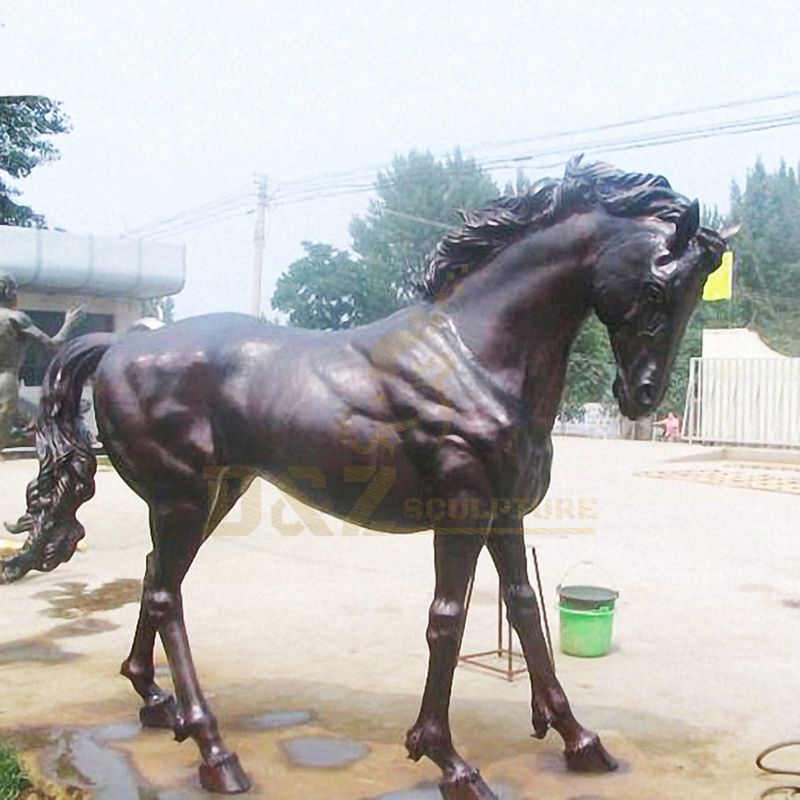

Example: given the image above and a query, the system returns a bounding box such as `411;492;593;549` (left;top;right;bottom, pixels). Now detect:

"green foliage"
728;158;800;355
272;242;395;329
0;95;70;227
272;149;498;329
563;315;614;412
0;742;30;800
350;148;498;307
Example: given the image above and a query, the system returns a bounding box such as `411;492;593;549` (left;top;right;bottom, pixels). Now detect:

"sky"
2;0;799;319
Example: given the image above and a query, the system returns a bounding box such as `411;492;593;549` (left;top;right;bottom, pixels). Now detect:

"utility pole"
251;175;269;316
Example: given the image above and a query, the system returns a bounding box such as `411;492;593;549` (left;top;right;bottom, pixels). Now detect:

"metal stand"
458;546;554;682
458;574;527;682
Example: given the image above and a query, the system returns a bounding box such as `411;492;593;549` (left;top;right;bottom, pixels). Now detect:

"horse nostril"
635;382;656;409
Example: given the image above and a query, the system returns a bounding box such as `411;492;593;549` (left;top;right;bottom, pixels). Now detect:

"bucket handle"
557;560;617;594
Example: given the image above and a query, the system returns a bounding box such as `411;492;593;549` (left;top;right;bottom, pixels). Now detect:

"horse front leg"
486;526;617;773
406;529;497;800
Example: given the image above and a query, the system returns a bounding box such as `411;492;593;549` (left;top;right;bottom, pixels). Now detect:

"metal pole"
251;175;269;317
497;577;503;655
531;546;555;671
507;615;513;680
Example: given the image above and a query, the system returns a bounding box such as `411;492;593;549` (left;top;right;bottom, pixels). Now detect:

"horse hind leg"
121;470;255;731
146;497;250;794
121;548;178;729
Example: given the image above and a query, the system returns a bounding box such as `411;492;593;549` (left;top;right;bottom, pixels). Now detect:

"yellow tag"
703;250;733;301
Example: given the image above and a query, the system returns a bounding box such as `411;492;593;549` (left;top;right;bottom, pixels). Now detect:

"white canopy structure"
683;329;800;448
0;226;185;298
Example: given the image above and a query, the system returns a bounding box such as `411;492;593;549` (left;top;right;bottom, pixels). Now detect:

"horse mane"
421;155;691;298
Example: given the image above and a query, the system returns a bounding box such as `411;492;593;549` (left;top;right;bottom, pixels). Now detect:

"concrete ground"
1;436;799;799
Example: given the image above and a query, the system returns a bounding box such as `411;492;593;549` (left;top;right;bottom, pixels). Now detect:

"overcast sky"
3;1;799;318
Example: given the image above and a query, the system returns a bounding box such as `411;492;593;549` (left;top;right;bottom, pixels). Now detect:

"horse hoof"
139;696;177;730
199;754;251;794
564;732;618;773
439;769;498;800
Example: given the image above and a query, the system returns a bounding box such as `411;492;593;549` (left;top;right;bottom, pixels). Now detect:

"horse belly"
255;455;432;535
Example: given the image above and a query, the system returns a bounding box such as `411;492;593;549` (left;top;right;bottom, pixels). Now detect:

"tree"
272;149;499;328
728;157;800;355
272;242;395;330
563;316;615;412
0;95;70;227
349;148;499;309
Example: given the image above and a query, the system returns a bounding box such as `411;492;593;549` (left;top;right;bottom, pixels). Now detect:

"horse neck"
442;217;596;427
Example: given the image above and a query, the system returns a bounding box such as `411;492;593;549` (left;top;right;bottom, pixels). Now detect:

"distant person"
0;274;84;450
655;411;682;442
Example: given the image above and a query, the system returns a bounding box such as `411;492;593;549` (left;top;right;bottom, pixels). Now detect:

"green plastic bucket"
557;564;618;658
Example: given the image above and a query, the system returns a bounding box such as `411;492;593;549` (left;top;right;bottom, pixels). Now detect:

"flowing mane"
421;155;691;298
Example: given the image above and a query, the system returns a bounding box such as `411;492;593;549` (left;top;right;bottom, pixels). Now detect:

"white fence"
683;357;800;447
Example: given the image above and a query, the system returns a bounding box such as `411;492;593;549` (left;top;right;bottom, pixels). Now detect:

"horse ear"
668;199;700;254
720;221;741;244
563;154;584;179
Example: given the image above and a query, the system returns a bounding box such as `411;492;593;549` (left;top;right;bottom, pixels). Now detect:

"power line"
463;89;800;157
124;185;253;237
270;109;800;208
272;89;800;198
138;204;254;239
120;89;800;239
269;113;800;210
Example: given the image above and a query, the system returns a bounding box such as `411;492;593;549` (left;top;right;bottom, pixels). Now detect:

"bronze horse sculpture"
2;158;730;799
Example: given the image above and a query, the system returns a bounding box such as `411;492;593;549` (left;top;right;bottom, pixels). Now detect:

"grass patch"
0;742;30;800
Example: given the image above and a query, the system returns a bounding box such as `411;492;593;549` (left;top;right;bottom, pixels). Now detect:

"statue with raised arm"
0;274;84;450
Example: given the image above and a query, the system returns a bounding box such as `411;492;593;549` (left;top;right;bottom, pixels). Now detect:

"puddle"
0;615;118;665
566;796;608;800
2;726;152;800
34;579;141;619
44;730;144;799
8;724;200;800
51;618;119;637
244;709;314;730
0;636;79;664
91;721;141;742
375;782;519;799
281;735;369;768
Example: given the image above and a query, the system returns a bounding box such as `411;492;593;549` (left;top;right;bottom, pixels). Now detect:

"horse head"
591;200;735;420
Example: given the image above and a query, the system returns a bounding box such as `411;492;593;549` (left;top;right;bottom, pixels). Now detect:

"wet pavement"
242;710;314;731
280;736;369;768
33;579;142;620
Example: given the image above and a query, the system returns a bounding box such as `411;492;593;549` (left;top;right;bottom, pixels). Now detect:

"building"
0;225;184;416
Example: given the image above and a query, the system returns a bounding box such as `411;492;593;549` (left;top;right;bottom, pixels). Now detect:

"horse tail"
1;333;115;584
